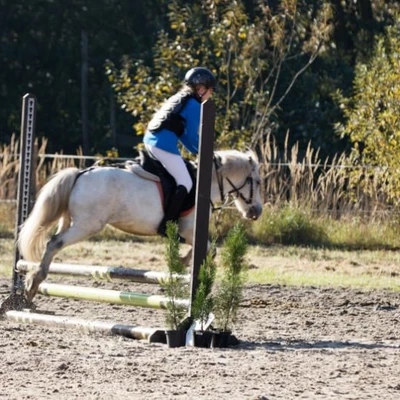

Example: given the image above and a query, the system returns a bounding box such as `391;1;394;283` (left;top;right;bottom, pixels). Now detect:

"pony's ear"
213;153;223;169
248;155;256;171
246;147;259;165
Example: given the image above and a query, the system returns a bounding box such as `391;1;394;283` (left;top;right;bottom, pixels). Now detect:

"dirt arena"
1;276;399;400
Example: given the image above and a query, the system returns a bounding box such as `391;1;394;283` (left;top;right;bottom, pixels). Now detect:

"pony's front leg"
24;234;63;302
180;239;215;269
181;247;192;266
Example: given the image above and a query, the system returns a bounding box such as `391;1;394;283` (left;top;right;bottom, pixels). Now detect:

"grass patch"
1;200;400;291
250;204;327;246
3;200;400;250
245;244;400;291
325;217;400;250
1;237;399;291
247;266;400;291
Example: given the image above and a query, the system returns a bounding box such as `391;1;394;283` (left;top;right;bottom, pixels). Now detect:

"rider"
143;67;216;237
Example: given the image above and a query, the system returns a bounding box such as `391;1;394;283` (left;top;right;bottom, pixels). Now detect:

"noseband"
211;155;255;212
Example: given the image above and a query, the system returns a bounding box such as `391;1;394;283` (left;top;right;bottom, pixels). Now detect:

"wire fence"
0;152;383;169
1;151;399;220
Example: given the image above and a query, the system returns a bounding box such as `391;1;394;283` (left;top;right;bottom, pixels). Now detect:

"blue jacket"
143;97;200;155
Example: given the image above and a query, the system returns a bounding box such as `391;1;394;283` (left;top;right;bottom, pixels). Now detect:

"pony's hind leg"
24;222;104;301
24;234;64;301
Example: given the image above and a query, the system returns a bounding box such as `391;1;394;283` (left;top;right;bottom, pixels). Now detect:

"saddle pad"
125;161;160;182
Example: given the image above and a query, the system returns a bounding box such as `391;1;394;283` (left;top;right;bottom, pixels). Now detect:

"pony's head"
214;150;263;220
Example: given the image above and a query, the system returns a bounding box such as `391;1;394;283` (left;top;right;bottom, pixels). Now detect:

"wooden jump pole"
17;261;190;285
6;310;166;343
37;282;190;310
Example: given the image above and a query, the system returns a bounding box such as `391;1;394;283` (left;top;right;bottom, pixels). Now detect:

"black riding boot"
158;185;188;238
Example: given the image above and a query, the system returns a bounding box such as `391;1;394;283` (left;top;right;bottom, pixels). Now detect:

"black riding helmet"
184;67;216;90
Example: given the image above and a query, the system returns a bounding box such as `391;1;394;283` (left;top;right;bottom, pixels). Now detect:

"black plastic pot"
193;330;213;348
211;330;231;348
165;329;186;348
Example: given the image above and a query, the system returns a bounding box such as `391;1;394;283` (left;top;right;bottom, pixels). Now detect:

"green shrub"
191;246;217;331
214;223;248;332
251;204;328;246
161;222;189;330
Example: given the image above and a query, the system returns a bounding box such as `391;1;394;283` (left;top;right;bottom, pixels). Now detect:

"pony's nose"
246;204;263;220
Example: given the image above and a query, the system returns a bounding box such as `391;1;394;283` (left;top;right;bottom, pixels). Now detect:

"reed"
0;134;398;241
0;134;86;199
259;133;393;220
0;134;20;201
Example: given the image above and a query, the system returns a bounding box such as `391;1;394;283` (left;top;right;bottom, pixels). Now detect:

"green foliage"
108;0;332;150
191;245;217;331
214;223;248;332
162;221;189;330
2;0;400;160
337;16;400;204
251;204;327;246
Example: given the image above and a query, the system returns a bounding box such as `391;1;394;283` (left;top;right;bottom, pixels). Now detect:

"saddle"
124;150;197;214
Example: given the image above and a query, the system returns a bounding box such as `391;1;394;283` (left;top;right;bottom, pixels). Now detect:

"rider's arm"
179;98;200;155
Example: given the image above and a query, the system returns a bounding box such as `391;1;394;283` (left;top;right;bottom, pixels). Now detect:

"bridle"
211;155;255;212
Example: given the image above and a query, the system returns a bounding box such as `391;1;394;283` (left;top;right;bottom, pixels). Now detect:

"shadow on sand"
235;338;399;351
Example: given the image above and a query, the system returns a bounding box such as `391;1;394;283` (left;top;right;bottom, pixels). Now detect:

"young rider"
143;67;216;237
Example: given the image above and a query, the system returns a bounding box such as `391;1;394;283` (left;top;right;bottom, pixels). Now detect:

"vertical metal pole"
189;99;216;317
12;94;37;294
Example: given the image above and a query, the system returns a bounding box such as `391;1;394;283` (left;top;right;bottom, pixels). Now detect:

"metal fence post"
12;94;37;294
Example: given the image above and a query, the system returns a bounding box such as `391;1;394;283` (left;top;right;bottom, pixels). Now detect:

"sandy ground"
0;276;399;400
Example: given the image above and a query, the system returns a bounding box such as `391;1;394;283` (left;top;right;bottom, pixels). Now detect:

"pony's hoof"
24;273;41;302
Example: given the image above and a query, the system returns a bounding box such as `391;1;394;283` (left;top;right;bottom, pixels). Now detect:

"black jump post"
189;99;216;318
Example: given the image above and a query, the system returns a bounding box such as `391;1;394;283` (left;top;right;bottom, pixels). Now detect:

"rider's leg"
145;145;193;237
157;184;188;237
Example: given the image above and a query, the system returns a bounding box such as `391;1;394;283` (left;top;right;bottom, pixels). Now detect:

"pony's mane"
215;149;259;175
215;149;258;164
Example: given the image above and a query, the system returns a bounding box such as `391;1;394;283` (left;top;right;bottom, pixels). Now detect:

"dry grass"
2;136;399;293
259;133;393;220
0;135;20;201
1;237;399;291
0;133;397;219
0;134;86;202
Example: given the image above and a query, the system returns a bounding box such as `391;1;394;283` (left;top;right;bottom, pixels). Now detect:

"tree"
107;0;332;153
337;16;400;204
276;0;399;159
0;0;169;154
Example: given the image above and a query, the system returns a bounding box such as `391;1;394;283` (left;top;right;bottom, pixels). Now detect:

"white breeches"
145;144;193;192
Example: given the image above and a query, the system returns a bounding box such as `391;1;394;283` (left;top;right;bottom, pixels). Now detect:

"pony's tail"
18;168;80;262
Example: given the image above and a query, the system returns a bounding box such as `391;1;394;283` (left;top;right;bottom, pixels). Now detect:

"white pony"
18;149;263;301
